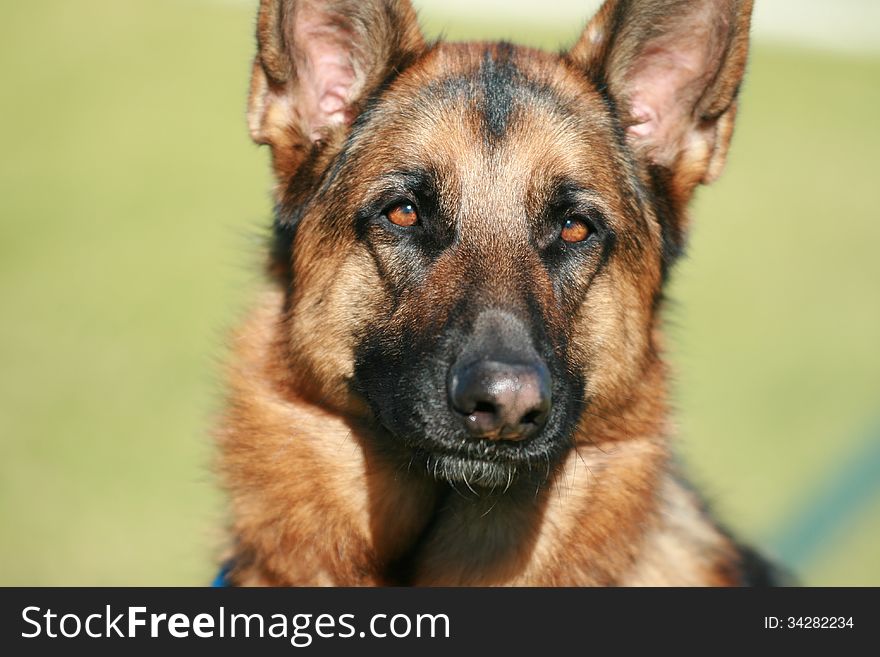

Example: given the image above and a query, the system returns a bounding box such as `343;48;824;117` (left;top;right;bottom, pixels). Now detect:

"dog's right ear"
248;0;425;185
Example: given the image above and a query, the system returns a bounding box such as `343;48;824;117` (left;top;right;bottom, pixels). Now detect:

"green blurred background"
1;0;878;585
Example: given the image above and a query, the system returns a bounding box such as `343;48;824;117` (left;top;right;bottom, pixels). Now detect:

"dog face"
345;44;659;489
248;0;752;490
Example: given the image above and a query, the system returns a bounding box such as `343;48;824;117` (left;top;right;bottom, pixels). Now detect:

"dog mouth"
404;434;564;490
424;452;520;490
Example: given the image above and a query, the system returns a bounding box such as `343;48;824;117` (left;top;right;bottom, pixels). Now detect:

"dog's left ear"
570;0;753;200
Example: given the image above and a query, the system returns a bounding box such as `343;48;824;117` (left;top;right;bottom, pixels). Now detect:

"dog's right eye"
384;202;419;228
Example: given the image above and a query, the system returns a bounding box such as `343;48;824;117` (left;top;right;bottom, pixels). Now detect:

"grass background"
1;0;878;585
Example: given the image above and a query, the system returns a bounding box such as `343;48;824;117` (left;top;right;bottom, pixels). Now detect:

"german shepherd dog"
217;0;777;585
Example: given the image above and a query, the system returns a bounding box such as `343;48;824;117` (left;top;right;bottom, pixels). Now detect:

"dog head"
248;0;753;489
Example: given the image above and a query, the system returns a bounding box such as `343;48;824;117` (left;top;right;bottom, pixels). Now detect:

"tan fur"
216;0;758;586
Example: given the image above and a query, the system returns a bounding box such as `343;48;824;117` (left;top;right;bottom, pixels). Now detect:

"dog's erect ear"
248;0;424;183
570;0;753;196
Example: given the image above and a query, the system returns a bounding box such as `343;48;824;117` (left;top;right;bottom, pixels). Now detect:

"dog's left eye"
560;217;593;243
385;202;419;227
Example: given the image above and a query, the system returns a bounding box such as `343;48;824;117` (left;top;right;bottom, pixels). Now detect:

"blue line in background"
770;421;880;571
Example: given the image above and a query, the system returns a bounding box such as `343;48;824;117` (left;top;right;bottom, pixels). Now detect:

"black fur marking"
270;146;331;287
270;206;299;287
352;289;585;491
539;180;617;310
478;43;519;140
349;168;457;314
646;164;686;285
354;168;454;256
734;544;796;587
677;471;793;587
269;52;425;283
415;46;572;148
318;59;421;197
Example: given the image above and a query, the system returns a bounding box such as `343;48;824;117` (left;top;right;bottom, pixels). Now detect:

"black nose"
447;359;551;441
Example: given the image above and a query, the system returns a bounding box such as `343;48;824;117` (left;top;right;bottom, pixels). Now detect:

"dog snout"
448;359;551;441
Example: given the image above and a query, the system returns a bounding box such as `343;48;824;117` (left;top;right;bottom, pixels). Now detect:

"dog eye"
560;217;592;243
385;202;419;227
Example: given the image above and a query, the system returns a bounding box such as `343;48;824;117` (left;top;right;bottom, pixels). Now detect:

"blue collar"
212;561;233;587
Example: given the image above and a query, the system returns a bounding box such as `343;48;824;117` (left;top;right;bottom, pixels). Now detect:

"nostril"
519;409;544;426
472;401;497;416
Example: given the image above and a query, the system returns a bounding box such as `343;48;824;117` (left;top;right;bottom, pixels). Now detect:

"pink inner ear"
622;2;726;161
628;100;658;138
294;16;357;141
625;46;704;146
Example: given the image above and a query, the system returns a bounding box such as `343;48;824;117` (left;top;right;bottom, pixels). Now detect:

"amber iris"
386;203;419;227
560;217;592;243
